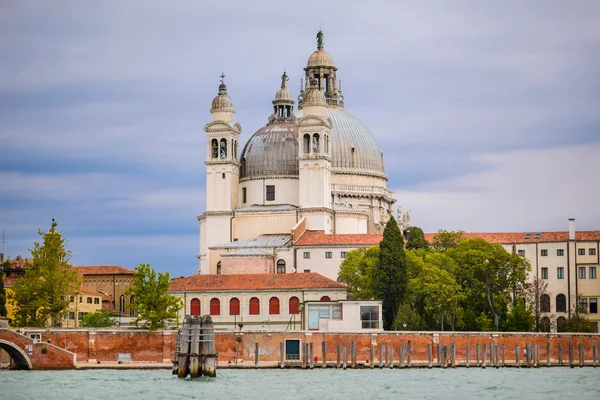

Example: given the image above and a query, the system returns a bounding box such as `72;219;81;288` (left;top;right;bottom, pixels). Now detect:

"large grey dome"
240;109;385;180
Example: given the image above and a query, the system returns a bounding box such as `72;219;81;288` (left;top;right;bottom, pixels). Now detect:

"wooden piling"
322;341;327;368
546;342;551;367
385;343;389;366
407;340;412;368
201;315;216;378
593;344;597;367
399;344;405;368
466;343;470;368
502;344;506;367
534;344;539;368
558;344;563;366
336;342;341;368
437;343;441;365
569;342;574;368
351;342;357;369
343;344;348;370
255;342;259;368
579;343;584;368
515;344;520;367
302;342;307;369
189;316;201;378
172;330;181;375
482;343;487;369
370;344;374;369
389;346;394;369
525;343;531;367
476;344;480;367
441;345;447;369
177;316;191;378
379;343;383;368
280;342;285;369
427;344;432;369
309;342;314;369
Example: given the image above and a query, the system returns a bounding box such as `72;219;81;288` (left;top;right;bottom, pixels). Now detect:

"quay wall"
20;329;600;365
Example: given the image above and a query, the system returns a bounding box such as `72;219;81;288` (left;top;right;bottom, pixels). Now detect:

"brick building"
74;266;137;316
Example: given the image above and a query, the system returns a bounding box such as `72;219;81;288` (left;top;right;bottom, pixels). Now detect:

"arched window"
233;140;238;160
303;134;310;154
210;298;220;316
119;295;126;313
312;133;320;153
211;139;218;158
325;135;329;154
229;298;240;315
217;261;222;275
557;316;567;332
556;294;566;313
320;296;331;302
276;259;286;274
220;138;227;159
540;317;551;332
289;296;300;314
249;297;260;315
129;295;136;317
541;294;551;313
269;297;280;315
190;298;201;316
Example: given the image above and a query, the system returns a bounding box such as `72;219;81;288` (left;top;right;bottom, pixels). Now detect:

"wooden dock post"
427;344;432;369
189;316;201;379
466;343;470;368
370;344;374;369
177;316;191;379
437;343;441;365
379;343;383;368
450;343;455;368
525;343;531;367
399;344;405;368
302;343;307;369
593;344;597;367
389;346;394;369
336;342;341;368
441;345;447;369
546;342;551;367
322;341;327;368
579;343;584;368
534;344;539;368
407;340;412;368
309;342;314;369
476;344;480;367
172;330;181;375
201;315;216;378
342;344;348;370
502;344;506;367
385;343;389;366
482;343;487;369
569;342;574;368
351;342;357;369
255;343;259;368
515;344;520;367
280;342;285;369
558;344;563;366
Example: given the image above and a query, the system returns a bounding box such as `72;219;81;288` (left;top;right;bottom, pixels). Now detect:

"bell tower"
198;75;242;273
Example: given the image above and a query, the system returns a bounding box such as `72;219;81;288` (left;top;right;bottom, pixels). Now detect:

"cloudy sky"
1;1;599;276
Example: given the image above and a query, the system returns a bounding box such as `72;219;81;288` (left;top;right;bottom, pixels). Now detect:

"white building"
198;31;398;275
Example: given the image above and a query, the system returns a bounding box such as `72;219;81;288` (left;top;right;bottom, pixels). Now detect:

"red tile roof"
295;230;382;247
2;259;32;270
78;288;103;296
423;231;600;244
169;272;347;292
74;265;137;276
2;276;20;287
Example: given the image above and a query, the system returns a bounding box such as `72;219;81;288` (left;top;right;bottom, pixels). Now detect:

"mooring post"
385;343;389;366
490;342;494;366
579;343;584;368
515;344;520;367
593;344;597;367
482;343;487;369
569;342;574;368
351;342;357;369
525;343;530;367
309;342;314;369
441;345;447;369
437;343;441;365
534;344;539;368
407;340;412;368
255;342;259;368
476;343;480;367
558;344;563;366
399;344;405;368
172;330;181;375
466;343;470;368
450;343;455;368
547;342;551;367
502;344;506;367
343;344;348;370
389;346;394;369
379;343;383;368
336;342;341;368
280;342;285;369
370;344;374;369
189;316;201;379
302;343;307;369
201;315;217;378
322;341;327;368
427;344;432;369
177;316;191;379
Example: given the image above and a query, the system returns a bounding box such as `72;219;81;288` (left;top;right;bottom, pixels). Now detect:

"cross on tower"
219;72;226;84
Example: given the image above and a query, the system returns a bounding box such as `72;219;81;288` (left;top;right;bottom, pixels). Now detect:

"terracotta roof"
169;273;347;292
78;288;103;296
2;259;32;270
2;276;20;286
74;265;137;276
424;231;600;244
294;230;382;247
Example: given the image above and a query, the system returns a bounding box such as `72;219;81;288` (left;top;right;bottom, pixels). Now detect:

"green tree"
375;216;407;330
82;309;115;327
338;246;379;300
405;226;428;250
0;268;7;317
431;230;463;252
9;220;80;327
504;298;535;331
448;238;530;330
394;302;427;330
564;297;595;333
127;263;182;331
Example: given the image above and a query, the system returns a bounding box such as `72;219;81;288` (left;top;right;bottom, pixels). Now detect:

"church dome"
240;109;386;180
307;49;335;67
211;83;235;113
240;124;299;179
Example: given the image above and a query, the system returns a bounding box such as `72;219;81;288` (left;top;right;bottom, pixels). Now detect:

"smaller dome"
211;83;235;113
275;87;292;101
301;78;327;107
307;49;335;67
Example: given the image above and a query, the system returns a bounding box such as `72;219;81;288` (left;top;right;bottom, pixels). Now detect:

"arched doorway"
0;340;33;370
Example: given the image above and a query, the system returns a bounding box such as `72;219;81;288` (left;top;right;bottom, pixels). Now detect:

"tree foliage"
405;226;428;250
82;309;114;327
0;268;7;317
127;263;182;331
375;216;407;330
526;275;551;332
431;230;463;252
504;298;535;331
338;246;379;300
9;220;80;327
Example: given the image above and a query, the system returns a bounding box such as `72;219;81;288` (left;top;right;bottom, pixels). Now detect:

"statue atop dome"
317;30;324;50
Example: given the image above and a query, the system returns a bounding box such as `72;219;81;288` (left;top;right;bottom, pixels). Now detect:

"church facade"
198;32;400;276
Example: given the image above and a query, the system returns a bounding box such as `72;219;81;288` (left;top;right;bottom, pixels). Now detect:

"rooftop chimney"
569;218;576;241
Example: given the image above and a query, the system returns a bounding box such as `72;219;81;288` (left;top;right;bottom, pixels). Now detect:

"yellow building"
62;289;104;328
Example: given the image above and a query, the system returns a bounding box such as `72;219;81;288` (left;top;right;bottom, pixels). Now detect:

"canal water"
1;368;599;399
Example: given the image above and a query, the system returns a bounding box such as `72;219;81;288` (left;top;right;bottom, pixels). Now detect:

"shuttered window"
289;297;300;314
210;298;220;316
249;297;260;315
190;298;201;316
229;298;240;315
269;297;280;315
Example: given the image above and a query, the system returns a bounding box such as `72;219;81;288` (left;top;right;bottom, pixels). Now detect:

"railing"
331;184;393;198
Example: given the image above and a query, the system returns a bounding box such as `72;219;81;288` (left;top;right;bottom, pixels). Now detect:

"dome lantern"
270;71;296;124
210;73;235;117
